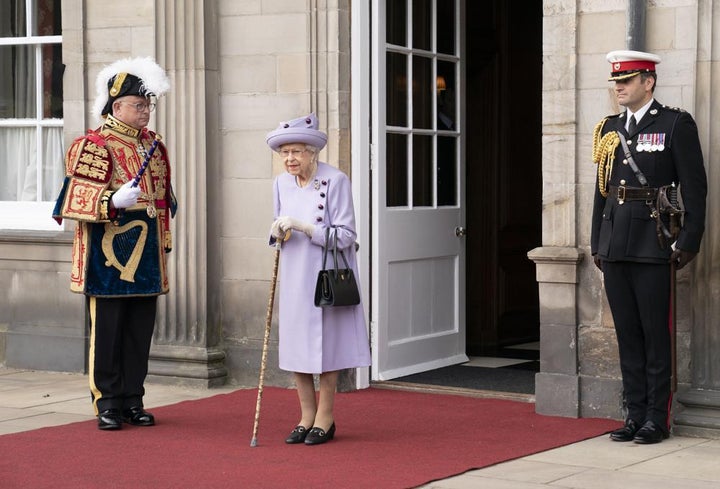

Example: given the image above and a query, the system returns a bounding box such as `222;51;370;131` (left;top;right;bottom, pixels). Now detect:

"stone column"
147;0;227;387
674;6;720;437
528;248;583;417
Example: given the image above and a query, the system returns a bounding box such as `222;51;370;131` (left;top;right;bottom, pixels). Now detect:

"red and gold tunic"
53;115;177;297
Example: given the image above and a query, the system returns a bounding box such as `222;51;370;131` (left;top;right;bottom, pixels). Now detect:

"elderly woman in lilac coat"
266;113;371;446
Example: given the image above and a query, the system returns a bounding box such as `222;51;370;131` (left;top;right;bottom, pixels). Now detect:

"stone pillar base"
535;372;579;417
147;344;227;388
674;388;720;439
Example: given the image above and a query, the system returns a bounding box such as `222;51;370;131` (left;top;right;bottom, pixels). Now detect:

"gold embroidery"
102;220;148;282
103;114;140;138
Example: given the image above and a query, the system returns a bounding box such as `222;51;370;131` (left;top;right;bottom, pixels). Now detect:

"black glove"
670;249;697;270
593;254;602;271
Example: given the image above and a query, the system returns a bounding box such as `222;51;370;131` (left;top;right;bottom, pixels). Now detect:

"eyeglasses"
121;101;157;112
279;148;308;158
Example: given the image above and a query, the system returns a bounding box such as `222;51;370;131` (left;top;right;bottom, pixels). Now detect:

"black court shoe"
123;406;155;426
285;425;310;444
304;423;336;445
97;408;123;430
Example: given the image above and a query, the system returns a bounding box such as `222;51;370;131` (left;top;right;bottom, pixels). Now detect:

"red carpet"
0;387;619;489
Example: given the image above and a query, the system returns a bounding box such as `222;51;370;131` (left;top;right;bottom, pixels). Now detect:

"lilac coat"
271;162;371;374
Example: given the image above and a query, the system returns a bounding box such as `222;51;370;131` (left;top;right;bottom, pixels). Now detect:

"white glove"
111;180;141;209
271;216;314;238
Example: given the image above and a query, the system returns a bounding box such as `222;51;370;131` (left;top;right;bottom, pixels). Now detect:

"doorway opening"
390;0;543;397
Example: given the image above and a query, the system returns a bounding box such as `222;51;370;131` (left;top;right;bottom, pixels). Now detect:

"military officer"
591;50;707;444
53;57;176;430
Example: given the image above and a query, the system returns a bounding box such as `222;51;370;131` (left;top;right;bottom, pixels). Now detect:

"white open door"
371;0;467;380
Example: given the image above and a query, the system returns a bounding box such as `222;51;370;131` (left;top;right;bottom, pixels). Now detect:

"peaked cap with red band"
606;50;661;81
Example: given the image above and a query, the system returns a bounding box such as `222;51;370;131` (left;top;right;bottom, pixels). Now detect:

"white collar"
627;98;654;128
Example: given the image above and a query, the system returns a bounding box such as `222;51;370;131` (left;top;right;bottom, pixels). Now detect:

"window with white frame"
0;0;64;230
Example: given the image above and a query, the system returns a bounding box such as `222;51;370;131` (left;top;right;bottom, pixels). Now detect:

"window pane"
437;136;457;206
412;55;431;129
42;126;64;200
386;0;407;46
0;127;37;201
386;133;408;207
43;44;63;118
412;0;431;51
437;0;456;55
0;0;28;36
36;0;62;36
0;45;37;118
387;52;408;127
412;135;432;206
437;60;456;130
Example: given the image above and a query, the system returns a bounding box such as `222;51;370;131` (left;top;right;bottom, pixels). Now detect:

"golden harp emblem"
102;220;148;282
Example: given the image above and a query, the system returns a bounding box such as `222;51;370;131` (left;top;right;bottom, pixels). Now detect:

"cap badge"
109;72;128;97
613;62;621;70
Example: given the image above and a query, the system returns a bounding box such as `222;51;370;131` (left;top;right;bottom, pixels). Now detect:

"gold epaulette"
591;117;620;198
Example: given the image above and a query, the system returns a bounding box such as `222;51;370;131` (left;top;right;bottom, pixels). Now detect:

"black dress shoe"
304;423;335;445
97;408;123;430
123;406;155;426
633;420;669;444
285;425;310;444
609;419;640;442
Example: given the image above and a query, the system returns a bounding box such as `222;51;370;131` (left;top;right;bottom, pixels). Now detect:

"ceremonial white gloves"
271;216;314;238
111;180;140;209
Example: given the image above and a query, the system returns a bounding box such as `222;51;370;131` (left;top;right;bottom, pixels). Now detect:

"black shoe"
285;425;310;444
123;406;155;426
609;419;641;442
633;420;669;444
304;423;336;445
97;408;123;430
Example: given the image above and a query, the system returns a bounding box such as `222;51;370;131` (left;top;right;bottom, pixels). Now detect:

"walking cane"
250;231;288;447
670;260;677;392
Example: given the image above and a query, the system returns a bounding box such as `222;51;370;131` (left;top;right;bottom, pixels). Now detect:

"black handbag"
314;227;360;307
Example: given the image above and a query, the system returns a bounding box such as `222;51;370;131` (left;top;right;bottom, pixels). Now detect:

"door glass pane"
387;52;408;127
386;0;407;46
437;136;457;206
387;133;408;207
412;0;431;51
0;45;37;118
437;60;456;130
436;0;456;55
412;55;431;129
412;135;432;206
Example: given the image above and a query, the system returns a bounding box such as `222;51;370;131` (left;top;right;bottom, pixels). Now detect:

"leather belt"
608;185;658;202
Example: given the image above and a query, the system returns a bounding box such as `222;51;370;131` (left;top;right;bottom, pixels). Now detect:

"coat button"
320;192;325;198
321;180;327;186
318;204;324;210
316;216;322;222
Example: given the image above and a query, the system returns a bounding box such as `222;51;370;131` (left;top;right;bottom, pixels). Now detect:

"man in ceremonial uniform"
591;51;707;444
53;57;176;430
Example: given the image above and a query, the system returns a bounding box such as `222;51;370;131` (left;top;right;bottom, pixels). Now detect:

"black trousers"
87;296;157;414
602;261;672;430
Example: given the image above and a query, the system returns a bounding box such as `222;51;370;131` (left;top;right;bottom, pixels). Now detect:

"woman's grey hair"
305;145;320;163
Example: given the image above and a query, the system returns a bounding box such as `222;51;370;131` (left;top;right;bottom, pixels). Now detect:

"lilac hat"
266;113;327;152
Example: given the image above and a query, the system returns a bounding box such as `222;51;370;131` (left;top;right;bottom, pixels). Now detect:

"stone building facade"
1;0;719;437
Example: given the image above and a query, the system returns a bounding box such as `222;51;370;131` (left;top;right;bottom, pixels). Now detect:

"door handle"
455;226;466;237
